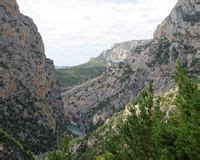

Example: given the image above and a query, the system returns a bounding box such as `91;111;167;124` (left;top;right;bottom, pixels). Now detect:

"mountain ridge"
62;0;200;135
56;40;149;88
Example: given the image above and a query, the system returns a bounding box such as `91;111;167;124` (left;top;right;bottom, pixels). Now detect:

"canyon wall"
0;0;68;154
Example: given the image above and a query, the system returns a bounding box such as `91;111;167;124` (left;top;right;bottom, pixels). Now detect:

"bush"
47;135;72;160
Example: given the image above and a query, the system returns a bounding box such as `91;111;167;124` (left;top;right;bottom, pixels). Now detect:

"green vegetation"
104;82;159;160
0;128;35;160
46;62;200;160
56;59;107;87
0;97;56;154
47;135;72;160
98;62;200;160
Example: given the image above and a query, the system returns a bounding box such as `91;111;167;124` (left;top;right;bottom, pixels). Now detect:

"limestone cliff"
62;0;200;135
57;40;149;89
96;40;149;65
0;0;68;154
154;0;200;48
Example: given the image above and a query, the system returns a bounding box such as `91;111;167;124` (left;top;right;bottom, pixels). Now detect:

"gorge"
0;0;200;159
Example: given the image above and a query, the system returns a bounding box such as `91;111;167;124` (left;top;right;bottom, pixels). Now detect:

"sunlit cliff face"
154;0;200;48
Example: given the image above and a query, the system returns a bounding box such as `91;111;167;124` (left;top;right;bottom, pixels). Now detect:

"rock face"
96;40;149;65
0;0;68;154
62;0;200;134
56;40;149;89
154;0;200;48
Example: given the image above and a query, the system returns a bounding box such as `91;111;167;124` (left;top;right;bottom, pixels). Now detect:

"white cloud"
17;0;177;66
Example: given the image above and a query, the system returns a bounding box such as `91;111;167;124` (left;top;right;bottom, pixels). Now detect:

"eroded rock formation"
154;0;200;48
96;40;149;65
0;0;68;154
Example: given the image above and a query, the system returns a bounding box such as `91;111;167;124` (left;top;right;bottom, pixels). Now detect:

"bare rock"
154;0;200;48
0;0;68;154
97;40;150;65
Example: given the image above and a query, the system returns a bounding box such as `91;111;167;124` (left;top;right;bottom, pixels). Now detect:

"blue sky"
17;0;177;66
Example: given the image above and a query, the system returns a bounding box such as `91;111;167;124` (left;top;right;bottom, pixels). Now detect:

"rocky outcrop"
154;0;200;48
57;40;149;89
96;40;149;65
0;0;68;154
62;0;200;135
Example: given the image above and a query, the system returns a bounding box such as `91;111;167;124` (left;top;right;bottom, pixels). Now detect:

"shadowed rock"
0;0;68;154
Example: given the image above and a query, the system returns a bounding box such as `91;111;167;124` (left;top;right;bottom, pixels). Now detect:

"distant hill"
56;40;149;88
56;59;108;88
55;66;70;69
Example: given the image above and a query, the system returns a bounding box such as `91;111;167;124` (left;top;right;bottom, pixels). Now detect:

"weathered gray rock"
154;0;200;48
97;40;150;65
0;0;68;154
62;0;200;135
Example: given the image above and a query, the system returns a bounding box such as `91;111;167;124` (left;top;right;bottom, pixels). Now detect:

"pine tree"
173;62;200;159
104;62;200;160
154;61;200;160
105;82;161;160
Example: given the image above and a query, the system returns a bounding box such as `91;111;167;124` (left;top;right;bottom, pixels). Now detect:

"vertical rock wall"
0;0;68;154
